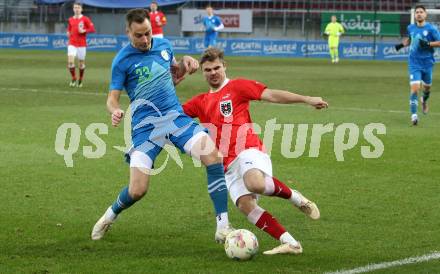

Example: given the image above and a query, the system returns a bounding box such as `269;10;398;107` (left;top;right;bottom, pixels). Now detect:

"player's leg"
204;34;210;48
235;195;302;255
334;41;340;63
77;47;86;88
226;166;302;255
421;67;433;114
91;147;158;240
239;149;320;220
409;68;422;125
171;118;232;243
67;45;77;87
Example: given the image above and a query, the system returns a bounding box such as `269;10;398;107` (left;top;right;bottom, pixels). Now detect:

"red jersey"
67;15;95;47
150;11;167;35
183;78;267;168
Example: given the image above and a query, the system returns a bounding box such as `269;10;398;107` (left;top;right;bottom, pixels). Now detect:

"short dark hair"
200;47;224;65
73;2;82;7
414;5;426;12
126;8;150;28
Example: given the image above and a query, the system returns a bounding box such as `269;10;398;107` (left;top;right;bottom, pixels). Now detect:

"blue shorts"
127;110;206;166
409;66;433;86
204;32;217;48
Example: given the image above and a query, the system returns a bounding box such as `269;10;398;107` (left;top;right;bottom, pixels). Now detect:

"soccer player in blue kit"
395;5;440;125
203;5;224;48
91;9;234;243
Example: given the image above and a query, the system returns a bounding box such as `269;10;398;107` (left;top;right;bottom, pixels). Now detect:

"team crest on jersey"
161;50;170;61
423;30;428;36
220;100;233;117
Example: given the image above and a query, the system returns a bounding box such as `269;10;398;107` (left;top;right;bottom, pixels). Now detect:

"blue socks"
410;92;418;115
206;163;228;215
111;186;136;214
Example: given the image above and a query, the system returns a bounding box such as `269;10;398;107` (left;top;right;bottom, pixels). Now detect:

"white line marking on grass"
325;251;440;274
2;87;440;116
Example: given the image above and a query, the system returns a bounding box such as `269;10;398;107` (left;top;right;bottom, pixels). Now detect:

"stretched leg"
236;195;302;255
91;151;151;240
186;132;232;243
243;169;320;220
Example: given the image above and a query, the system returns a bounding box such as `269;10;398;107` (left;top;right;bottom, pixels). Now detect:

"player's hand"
111;109;124;127
181;56;199;75
306;97;328;109
171;64;185;86
419;39;431;49
394;43;404;51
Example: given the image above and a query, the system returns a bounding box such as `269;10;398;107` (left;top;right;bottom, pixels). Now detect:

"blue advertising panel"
4;32;440;62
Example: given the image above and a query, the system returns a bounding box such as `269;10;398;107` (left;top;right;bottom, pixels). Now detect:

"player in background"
149;1;167;38
203;5;224;48
324;15;344;63
91;9;234;244
183;48;328;255
66;2;95;88
395;5;440;125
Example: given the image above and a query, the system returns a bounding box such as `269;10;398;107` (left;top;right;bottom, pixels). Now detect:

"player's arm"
171;56;199;85
107;90;124;127
67;20;71;37
260;89;328;109
85;17;96;33
214;18;224;31
161;14;167;26
324;24;330;36
395;37;410;51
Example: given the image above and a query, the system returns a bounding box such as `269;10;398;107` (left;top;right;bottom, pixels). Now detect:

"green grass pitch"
0;50;439;273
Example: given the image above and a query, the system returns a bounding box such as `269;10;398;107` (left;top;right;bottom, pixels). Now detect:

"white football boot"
215;224;235;244
263;242;303;255
294;191;320;220
91;207;115;240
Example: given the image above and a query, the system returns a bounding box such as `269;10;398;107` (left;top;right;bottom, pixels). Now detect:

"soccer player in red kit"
183;48;328;255
67;2;95;87
149;1;167;38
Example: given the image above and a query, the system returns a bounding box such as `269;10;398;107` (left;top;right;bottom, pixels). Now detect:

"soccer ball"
224;229;259;261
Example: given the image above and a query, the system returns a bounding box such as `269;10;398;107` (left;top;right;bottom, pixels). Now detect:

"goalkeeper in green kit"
324;15;345;63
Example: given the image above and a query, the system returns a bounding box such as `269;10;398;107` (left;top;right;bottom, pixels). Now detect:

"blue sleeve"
407;25;410;37
431;25;440;41
165;39;174;67
110;58;125;91
216;16;222;26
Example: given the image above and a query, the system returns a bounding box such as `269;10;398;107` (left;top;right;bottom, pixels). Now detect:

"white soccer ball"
224;229;259;261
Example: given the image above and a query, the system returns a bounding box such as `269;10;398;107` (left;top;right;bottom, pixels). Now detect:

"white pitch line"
325;251;440;274
1;86;440;116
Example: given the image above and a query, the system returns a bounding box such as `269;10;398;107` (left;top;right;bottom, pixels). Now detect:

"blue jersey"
407;23;440;68
110;38;183;131
203;15;222;35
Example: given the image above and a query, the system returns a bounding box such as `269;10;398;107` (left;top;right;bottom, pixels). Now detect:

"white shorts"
225;149;273;205
67;45;86;60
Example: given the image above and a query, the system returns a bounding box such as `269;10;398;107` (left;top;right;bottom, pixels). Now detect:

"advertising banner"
181;9;253;33
321;12;401;36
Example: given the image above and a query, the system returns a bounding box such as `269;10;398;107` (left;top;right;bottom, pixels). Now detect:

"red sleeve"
85;17;95;33
67;18;72;33
182;95;202;118
236;78;267;101
161;12;167;25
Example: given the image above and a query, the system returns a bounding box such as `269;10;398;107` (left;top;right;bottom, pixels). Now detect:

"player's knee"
129;186;148;200
79;63;86;69
243;169;265;194
237;195;256;215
